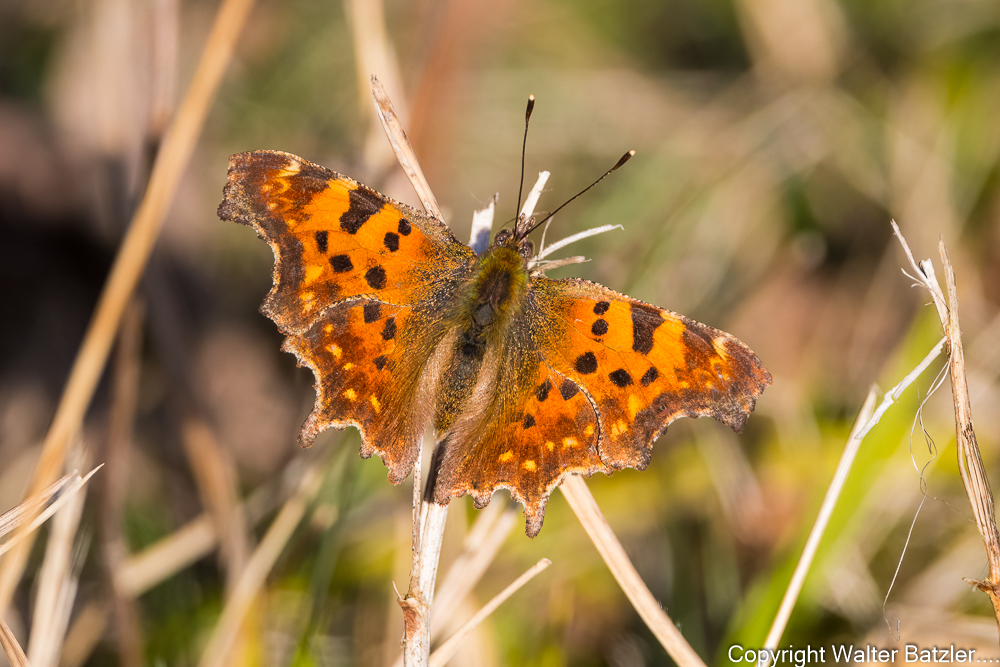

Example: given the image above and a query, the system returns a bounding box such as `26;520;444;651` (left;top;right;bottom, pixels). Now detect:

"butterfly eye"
519;239;534;261
493;229;512;245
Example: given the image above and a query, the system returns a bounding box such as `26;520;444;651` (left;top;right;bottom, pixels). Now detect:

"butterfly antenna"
514;94;535;224
521;150;635;238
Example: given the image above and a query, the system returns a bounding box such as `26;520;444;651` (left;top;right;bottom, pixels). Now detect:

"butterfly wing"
533;277;771;470
433;315;608;537
219;151;476;482
434;275;770;536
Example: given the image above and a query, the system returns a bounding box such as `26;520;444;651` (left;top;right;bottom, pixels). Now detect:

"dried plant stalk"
763;387;877;651
0;616;29;667
0;0;256;614
560;475;706;667
197;461;325;667
938;241;1000;623
892;222;1000;626
0;466;102;559
371;76;444;220
428;558;551;667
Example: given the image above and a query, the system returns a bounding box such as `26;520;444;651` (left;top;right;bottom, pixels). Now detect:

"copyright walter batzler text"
729;644;986;665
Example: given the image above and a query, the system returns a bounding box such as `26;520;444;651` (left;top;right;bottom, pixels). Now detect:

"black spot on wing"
365;266;387;290
523;414;536;429
315;230;328;253
398;218;411;235
330;254;353;273
341;187;382;234
630;303;662;355
381;318;396;341
575;352;598;374
609;369;633;387
559;379;579;400
384;232;400;252
363;303;381;323
535;379;552;402
640;366;659;386
591;319;609;336
593;301;610;315
373;355;387;371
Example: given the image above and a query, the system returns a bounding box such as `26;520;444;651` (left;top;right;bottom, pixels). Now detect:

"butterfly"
218;149;771;536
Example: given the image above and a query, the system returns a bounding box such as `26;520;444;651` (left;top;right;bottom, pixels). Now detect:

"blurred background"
2;0;1000;664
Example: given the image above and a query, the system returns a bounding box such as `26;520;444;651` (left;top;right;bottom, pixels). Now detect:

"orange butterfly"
218;150;770;536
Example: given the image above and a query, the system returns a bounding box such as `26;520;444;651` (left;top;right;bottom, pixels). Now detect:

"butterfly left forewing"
532;277;771;471
219;150;473;335
219;150;477;483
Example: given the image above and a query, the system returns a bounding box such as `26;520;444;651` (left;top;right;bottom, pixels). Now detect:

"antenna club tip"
613;150;635;170
528;94;535;101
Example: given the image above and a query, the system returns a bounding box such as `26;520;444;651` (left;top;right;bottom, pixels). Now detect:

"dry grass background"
1;0;1000;664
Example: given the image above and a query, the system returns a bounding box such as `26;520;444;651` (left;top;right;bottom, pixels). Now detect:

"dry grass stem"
535;225;622;261
389;502;518;666
891;222;1000;623
0;0;256;613
0;466;102;559
197;461;325;667
28;449;91;667
428;558;552;667
401;502;449;667
763;387;878;652
938;242;1000;624
181;418;250;593
559;475;706;667
116;458;287;597
345;0;408;175
58;599;108;667
116;516;216;598
431;503;517;635
469;194;497;249
371;76;443;220
0;616;29;667
102;299;145;667
0;473;79;539
520;171;550;220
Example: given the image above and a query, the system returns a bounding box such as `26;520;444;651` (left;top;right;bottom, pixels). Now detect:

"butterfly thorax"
433;241;529;431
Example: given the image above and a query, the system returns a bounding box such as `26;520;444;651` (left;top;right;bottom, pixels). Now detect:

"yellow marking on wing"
343;388;357;401
611;420;628;438
304;265;323;285
343;362;354;371
545;441;555;452
584;424;594;436
562;437;578;449
499;451;513;463
324;324;333;333
327;344;342;359
370;395;381;413
522;460;537;472
628;394;642;419
275;161;301;178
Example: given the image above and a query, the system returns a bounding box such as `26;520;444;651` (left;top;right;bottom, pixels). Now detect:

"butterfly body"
219;150;771;536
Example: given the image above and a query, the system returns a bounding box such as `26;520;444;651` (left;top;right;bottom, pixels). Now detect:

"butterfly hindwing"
433;323;606;536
